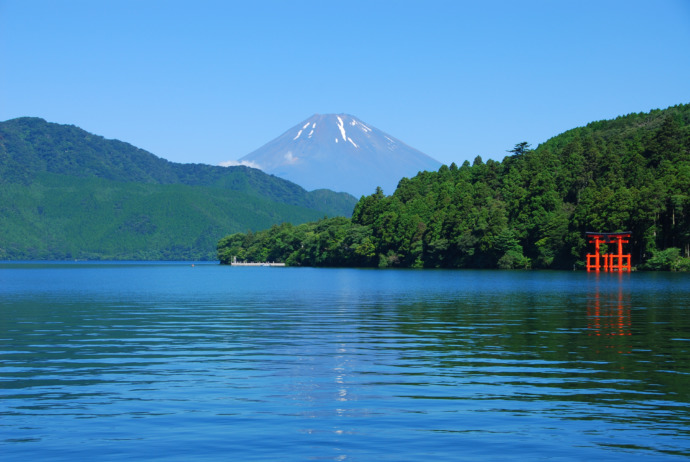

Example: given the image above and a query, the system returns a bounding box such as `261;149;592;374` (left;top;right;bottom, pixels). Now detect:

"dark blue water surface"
1;263;689;461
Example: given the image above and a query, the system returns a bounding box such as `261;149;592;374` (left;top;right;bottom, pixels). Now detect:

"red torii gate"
586;232;632;272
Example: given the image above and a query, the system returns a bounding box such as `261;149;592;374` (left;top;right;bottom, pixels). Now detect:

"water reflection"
587;274;632;346
2;265;690;461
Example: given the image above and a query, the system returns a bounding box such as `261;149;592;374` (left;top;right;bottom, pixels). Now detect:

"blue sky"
1;0;689;168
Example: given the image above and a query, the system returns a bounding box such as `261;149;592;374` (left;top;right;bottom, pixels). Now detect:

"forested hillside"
218;104;690;270
0;118;357;260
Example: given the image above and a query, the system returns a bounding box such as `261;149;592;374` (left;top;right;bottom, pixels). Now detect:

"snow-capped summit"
234;114;442;197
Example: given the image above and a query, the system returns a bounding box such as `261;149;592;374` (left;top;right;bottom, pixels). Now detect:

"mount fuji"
233;114;442;197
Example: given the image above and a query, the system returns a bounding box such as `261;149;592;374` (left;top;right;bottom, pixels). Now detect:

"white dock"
231;261;286;267
231;257;285;267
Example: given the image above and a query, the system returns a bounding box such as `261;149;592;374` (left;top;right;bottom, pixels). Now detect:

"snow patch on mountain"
336;116;347;142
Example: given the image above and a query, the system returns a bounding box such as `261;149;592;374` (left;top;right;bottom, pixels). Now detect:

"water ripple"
1;265;690;460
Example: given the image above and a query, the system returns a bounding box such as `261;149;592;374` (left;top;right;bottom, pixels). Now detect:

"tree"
508;141;531;157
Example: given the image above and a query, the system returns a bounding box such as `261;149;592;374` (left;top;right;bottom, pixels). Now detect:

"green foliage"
641;248;690;271
0;173;345;260
217;218;376;267
0;118;358;260
219;103;690;270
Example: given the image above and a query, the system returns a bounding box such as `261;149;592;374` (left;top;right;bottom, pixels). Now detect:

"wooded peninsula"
218;104;690;270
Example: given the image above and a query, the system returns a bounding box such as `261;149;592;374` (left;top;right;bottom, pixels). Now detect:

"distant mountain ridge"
0;117;357;260
237;114;442;197
0;117;355;209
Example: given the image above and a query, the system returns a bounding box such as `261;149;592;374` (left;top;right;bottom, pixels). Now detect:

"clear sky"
1;0;689;168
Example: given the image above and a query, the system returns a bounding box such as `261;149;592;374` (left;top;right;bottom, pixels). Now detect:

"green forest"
218;104;690;270
0;117;357;260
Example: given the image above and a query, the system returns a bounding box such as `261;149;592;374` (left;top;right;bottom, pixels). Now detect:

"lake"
1;263;689;461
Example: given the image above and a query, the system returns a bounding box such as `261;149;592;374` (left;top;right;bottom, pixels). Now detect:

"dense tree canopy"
218;104;690;270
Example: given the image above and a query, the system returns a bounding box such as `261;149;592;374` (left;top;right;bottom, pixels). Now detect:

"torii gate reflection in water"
586;232;632;272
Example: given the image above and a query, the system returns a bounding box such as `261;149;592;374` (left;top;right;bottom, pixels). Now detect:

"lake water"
1;263;689;461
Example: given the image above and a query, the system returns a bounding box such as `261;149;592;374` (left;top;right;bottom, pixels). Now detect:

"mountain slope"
0;117;356;212
0;117;357;260
238;114;442;197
